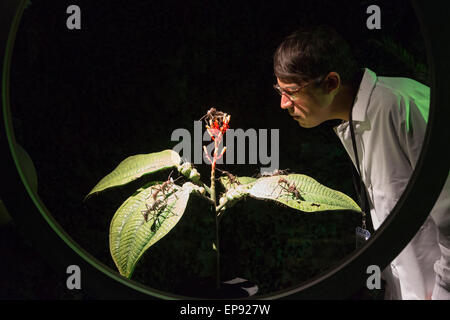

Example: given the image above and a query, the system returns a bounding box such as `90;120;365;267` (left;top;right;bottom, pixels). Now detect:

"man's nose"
280;94;292;109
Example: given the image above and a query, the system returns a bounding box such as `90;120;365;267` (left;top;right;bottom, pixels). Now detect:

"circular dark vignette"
1;0;449;299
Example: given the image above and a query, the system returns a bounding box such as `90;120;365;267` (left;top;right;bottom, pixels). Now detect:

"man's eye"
286;89;298;95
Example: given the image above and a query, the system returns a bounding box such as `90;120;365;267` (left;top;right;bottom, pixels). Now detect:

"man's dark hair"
274;25;360;86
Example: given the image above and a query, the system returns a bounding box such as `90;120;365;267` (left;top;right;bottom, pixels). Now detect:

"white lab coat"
334;68;450;300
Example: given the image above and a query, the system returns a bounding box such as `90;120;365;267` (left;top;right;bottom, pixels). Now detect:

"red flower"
205;113;230;141
220;122;229;134
219;115;230;134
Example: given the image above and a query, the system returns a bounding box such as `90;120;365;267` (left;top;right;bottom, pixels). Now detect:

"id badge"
355;226;371;249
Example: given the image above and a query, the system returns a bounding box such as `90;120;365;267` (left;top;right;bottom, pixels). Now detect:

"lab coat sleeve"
396;94;450;299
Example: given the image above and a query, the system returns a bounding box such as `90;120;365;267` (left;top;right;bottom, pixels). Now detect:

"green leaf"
219;175;257;189
109;181;199;278
86;150;181;199
249;174;361;213
217;176;257;212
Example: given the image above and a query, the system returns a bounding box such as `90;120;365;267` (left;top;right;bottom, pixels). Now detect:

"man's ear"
324;72;341;93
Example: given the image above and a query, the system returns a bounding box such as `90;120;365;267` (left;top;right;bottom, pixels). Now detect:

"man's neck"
330;84;358;122
330;69;364;122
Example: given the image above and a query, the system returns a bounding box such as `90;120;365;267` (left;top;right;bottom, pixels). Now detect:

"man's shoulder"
374;75;429;104
368;74;430;120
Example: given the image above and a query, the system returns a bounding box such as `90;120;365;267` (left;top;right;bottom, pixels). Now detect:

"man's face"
276;77;336;128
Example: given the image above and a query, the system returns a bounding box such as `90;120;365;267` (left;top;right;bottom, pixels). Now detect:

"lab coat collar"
334;68;377;134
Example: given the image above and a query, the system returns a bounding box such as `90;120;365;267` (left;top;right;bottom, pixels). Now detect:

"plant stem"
215;199;221;290
211;161;221;290
211;168;216;207
205;129;226;291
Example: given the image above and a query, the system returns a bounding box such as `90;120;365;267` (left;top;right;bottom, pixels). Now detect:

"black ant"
311;203;321;207
276;178;305;201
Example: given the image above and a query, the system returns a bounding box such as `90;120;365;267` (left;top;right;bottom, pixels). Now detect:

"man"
273;25;450;300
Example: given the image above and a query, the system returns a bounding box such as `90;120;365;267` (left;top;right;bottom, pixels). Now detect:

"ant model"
148;171;182;201
276;178;305;201
141;200;166;223
141;197;178;227
217;168;241;187
142;171;181;224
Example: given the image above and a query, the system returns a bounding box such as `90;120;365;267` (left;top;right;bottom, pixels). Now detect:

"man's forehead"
276;78;301;89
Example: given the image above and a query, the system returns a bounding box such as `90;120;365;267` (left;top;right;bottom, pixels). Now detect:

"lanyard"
349;111;368;230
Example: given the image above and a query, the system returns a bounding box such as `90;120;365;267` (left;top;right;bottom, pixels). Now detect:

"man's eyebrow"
282;85;301;90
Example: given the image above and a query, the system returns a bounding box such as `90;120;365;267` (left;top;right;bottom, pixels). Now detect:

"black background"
1;0;428;299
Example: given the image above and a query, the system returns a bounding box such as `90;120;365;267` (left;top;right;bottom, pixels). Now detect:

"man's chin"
299;123;314;128
295;118;317;129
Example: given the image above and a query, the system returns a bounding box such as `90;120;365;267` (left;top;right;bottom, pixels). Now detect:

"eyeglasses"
273;82;312;100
